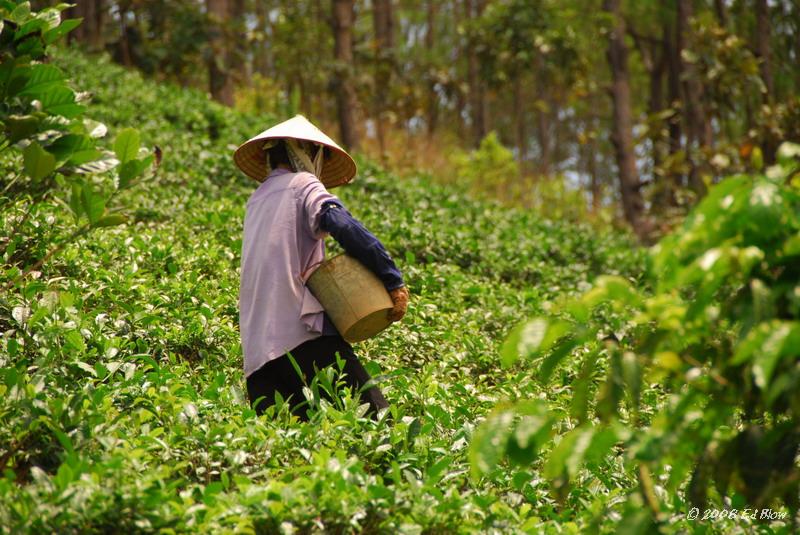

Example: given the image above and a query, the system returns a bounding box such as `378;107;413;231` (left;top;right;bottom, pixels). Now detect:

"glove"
387;286;409;323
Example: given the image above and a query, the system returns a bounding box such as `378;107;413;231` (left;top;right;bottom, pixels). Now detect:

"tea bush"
0;43;655;533
481;144;800;532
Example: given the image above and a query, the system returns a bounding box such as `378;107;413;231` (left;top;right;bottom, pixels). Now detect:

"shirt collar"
266;167;292;179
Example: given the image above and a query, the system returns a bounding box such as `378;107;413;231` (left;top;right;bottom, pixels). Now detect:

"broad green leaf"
470;400;553;477
1;59;32;98
784;233;800;256
80;185;105;225
621;351;641;413
43;17;81;45
734;321;800;389
570;347;601;423
584;426;619;469
544;426;586;482
545;425;618;484
426;457;453;483
568;276;641;321
469;405;515;477
14;16;45;40
500;317;572;367
40;85;83;118
119;155;154;188
69;148;102;166
114;128;140;164
51;427;76;456
19;63;65;98
23;141;55;180
538;335;582;384
506;401;553;465
64;330;85;352
68;181;82;221
94;213;127;228
47;133;93;163
9;2;31;24
75;360;96;376
596;350;624;421
5;114;40;142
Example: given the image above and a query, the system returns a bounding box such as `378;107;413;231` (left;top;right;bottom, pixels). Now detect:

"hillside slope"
2;49;643;533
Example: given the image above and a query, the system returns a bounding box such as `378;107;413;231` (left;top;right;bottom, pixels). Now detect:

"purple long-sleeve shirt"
239;168;403;377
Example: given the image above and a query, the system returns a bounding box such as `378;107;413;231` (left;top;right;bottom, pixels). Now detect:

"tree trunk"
513;76;526;169
649;52;666;170
629;25;667;193
580;112;602;213
206;0;235;106
254;1;271;77
117;3;133;67
713;0;728;27
425;0;438;139
90;0;105;50
664;14;682;192
464;0;486;147
331;0;360;150
67;1;104;50
755;0;777;163
535;67;551;176
589;135;601;214
230;0;249;87
603;0;647;239
373;0;394;161
678;0;709;196
755;0;774;101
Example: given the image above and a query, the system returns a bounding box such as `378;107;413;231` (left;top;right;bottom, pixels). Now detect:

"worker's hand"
388;286;409;322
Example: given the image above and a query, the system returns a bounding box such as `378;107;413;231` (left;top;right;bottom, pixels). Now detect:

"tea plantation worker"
234;115;409;421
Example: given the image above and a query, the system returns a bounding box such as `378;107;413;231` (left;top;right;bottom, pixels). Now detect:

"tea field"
2;49;797;534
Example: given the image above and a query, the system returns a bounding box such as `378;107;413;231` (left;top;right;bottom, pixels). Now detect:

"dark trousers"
246;335;389;421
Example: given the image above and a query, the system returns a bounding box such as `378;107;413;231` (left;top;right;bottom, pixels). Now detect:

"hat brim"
233;116;356;188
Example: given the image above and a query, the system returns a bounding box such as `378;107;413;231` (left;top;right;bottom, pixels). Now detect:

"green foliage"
449;131;519;199
0;45;651;533
450;132;595;221
479;143;800;528
1;1;154;292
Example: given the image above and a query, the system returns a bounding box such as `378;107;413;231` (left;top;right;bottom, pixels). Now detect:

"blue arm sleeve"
319;201;405;291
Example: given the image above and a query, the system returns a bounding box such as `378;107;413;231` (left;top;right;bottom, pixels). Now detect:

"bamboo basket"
306;254;394;343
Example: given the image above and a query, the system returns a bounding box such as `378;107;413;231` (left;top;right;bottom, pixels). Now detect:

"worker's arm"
300;174;408;322
318;201;405;291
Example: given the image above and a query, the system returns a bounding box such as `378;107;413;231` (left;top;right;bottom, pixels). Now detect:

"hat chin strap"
286;139;325;179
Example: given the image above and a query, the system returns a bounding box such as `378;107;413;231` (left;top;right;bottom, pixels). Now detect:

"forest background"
64;0;800;239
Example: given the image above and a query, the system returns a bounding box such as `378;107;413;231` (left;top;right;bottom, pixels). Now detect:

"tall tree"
603;0;646;238
678;0;710;195
754;0;773;101
253;0;271;78
230;0;249;87
331;0;360;150
664;5;683;193
373;0;395;160
206;0;235;106
463;0;486;147
67;0;105;50
424;0;438;138
713;0;728;27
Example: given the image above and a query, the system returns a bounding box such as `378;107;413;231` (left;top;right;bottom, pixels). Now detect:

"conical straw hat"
233;115;357;188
